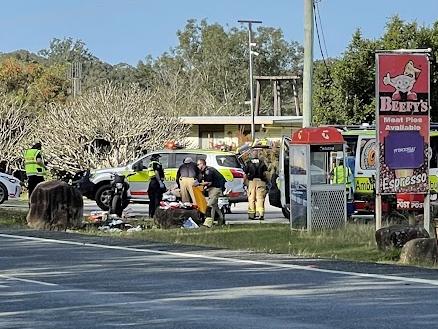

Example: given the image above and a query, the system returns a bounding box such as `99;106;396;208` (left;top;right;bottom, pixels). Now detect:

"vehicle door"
270;136;290;213
128;153;171;200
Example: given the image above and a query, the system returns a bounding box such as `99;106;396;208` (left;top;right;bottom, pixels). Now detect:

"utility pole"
302;0;314;127
238;19;262;141
68;61;82;98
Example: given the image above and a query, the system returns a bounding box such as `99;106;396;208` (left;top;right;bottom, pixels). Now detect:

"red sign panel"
291;127;344;145
376;52;430;194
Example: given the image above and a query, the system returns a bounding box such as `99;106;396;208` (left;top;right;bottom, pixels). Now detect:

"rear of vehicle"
353;132;377;213
428;132;438;193
210;152;246;203
0;173;22;204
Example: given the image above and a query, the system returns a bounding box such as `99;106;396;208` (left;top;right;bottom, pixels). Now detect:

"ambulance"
83;149;246;211
270;126;438;219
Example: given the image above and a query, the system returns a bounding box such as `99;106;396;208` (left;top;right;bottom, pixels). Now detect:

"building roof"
180;116;303;126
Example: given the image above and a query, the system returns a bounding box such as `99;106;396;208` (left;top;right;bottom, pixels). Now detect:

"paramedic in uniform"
243;149;268;220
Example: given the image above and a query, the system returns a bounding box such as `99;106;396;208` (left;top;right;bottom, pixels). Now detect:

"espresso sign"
376;52;430;194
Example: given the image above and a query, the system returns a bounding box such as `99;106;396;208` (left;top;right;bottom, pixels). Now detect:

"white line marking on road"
1;233;437;287
0;274;58;286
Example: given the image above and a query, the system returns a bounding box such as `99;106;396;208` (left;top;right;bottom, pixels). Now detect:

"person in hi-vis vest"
330;157;352;197
24;142;47;198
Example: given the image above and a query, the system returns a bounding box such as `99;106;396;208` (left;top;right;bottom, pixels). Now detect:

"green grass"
87;222;400;263
0;208;28;228
0;208;400;263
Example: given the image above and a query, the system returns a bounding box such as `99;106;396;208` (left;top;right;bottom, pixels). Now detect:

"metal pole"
248;23;255;141
238;19;262;142
302;0;314;128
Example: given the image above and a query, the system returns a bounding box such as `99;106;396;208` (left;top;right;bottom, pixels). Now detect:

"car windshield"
216;155;240;168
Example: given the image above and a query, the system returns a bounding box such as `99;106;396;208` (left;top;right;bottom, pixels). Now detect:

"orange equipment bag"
192;186;207;214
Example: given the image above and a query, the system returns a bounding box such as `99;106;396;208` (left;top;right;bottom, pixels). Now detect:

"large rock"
154;208;201;229
375;224;429;250
400;238;438;265
27;180;83;230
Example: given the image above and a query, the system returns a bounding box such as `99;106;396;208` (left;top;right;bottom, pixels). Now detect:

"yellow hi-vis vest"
24;148;46;176
147;161;160;179
333;165;351;187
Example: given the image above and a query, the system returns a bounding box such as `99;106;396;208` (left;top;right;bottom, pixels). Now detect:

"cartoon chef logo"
383;60;421;101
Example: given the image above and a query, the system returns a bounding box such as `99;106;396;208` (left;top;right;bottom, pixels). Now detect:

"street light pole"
303;0;314;127
238;19;262;142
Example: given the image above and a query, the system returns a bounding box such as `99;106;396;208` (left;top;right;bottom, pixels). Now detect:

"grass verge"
86;222;400;263
0;208;28;228
0;208;400;263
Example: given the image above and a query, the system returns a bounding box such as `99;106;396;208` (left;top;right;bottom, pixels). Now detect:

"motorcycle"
109;172;135;217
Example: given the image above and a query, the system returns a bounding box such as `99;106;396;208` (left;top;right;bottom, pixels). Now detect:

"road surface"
0;230;438;329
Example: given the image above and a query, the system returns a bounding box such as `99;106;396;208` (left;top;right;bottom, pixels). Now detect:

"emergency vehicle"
270;126;438;219
83;148;246;211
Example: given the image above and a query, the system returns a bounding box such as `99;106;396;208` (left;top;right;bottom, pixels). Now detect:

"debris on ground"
181;217;199;229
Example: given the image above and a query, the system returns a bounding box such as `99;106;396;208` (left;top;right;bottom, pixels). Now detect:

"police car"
82;149;246;211
0;173;22;204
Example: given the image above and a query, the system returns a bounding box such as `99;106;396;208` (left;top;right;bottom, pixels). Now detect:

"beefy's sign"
376;52;430;194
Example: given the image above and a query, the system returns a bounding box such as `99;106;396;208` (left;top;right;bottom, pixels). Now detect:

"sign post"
376;49;431;232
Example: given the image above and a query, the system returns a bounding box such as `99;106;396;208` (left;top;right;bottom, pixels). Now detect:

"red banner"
376;52;430;194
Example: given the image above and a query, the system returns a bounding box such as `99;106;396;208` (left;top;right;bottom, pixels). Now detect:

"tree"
0;92;35;171
141;19;303;116
313;16;438;125
36;82;190;173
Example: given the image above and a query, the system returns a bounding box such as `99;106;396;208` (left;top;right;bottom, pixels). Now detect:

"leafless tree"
37;82;190;173
0;93;35;172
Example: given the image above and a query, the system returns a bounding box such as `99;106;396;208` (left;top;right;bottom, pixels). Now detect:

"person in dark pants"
24;142;47;199
197;158;226;227
147;154;165;218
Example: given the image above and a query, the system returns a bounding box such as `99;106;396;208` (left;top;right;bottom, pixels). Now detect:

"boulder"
27;180;83;230
154;208;201;229
375;224;429;250
400;238;438;265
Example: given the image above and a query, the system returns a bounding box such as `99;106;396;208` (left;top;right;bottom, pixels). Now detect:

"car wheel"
95;184;112;211
282;204;290;220
0;183;7;204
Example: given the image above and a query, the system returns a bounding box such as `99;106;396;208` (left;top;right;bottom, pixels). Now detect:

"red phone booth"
289;127;348;230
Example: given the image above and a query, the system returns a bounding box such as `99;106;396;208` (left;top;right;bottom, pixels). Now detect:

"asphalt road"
1;230;438;328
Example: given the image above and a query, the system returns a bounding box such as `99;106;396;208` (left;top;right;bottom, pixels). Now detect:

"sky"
1;0;438;66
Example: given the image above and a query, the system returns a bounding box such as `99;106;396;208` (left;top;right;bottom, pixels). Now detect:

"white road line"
0;274;58;286
1;233;438;287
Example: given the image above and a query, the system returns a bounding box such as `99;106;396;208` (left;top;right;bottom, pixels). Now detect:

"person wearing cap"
176;157;200;205
147;154;165;218
243;149;268;220
24;142;47;198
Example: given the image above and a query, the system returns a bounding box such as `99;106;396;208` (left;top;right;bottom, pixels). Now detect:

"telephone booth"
289;127;347;230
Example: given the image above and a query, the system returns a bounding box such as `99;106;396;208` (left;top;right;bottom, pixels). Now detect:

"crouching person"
197;159;226;227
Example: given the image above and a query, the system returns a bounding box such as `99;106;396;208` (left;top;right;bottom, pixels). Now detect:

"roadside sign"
376;52;430;194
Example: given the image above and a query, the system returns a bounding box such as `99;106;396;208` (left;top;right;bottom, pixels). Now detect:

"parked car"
0;172;22;204
81;149;246;211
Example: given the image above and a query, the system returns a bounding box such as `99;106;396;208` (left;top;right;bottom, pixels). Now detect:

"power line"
313;1;333;84
315;0;329;58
